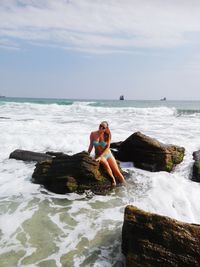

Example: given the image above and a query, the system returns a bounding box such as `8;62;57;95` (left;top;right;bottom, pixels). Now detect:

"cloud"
1;0;200;53
0;38;20;50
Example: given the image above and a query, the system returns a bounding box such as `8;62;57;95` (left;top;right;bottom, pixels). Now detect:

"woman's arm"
88;132;94;154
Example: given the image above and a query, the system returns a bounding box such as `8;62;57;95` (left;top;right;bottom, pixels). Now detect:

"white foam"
0;100;200;266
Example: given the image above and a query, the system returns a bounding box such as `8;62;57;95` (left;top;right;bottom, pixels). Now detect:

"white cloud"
1;0;200;53
0;38;20;50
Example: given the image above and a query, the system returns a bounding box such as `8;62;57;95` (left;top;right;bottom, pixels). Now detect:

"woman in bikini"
88;121;126;186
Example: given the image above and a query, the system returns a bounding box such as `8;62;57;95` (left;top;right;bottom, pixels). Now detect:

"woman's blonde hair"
101;121;111;141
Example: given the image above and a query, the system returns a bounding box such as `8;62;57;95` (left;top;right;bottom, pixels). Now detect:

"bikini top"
93;140;107;148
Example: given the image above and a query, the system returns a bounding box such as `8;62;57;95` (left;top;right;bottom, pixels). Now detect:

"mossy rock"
111;132;185;172
122;205;200;267
165;160;174;172
192;160;200;182
32;151;116;194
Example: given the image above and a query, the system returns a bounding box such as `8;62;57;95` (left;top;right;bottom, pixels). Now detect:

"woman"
88;121;126;186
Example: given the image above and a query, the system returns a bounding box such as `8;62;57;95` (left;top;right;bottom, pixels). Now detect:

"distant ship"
119;95;124;100
160;97;166;101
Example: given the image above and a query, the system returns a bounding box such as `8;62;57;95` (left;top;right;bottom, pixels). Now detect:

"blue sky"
1;0;200;100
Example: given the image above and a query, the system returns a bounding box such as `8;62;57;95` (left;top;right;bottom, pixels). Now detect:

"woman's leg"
99;157;116;186
107;156;126;184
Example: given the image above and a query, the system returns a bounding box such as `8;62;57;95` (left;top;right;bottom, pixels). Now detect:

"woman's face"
99;122;107;131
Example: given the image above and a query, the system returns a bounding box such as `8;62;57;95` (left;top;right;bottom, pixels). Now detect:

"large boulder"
192;150;200;182
111;132;185;172
122;205;200;267
32;151;119;194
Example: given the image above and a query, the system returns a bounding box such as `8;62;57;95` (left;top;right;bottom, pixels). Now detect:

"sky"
1;0;200;100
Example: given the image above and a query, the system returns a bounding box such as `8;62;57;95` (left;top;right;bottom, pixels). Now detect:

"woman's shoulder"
90;131;98;138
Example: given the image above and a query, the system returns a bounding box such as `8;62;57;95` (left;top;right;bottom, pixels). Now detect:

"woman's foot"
122;179;127;185
111;180;116;187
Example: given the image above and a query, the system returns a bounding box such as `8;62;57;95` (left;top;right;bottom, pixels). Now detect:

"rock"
111;132;185;172
122;205;200;267
9;149;53;162
32;151;119;194
193;150;200;161
192;150;200;182
110;141;123;150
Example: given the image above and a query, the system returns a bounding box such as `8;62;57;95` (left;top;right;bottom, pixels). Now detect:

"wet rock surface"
32;151;116;194
111;131;185;172
9;149;53;162
192;150;200;182
122;205;200;267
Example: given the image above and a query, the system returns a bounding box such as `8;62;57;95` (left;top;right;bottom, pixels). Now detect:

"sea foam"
0;99;200;266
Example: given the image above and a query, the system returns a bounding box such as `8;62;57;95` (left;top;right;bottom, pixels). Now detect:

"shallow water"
0;98;200;266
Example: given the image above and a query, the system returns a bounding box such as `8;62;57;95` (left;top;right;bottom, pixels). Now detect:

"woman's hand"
95;156;101;162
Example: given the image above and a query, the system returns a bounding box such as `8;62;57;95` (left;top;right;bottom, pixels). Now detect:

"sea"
0;97;200;267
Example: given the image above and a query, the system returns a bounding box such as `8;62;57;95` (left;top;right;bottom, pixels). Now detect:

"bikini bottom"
103;152;112;160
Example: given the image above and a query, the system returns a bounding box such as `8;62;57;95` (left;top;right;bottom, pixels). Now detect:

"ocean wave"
0;116;10;120
72;101;96;106
176;109;200;116
68;104;176;117
2;98;74;106
53;100;74;106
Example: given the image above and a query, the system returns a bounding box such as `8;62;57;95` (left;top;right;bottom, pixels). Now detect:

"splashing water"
0;98;200;266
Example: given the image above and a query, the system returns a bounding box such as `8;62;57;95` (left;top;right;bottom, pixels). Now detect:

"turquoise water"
1;97;200;111
0;97;74;106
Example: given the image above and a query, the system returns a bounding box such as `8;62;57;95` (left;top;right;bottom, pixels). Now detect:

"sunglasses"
99;124;106;130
